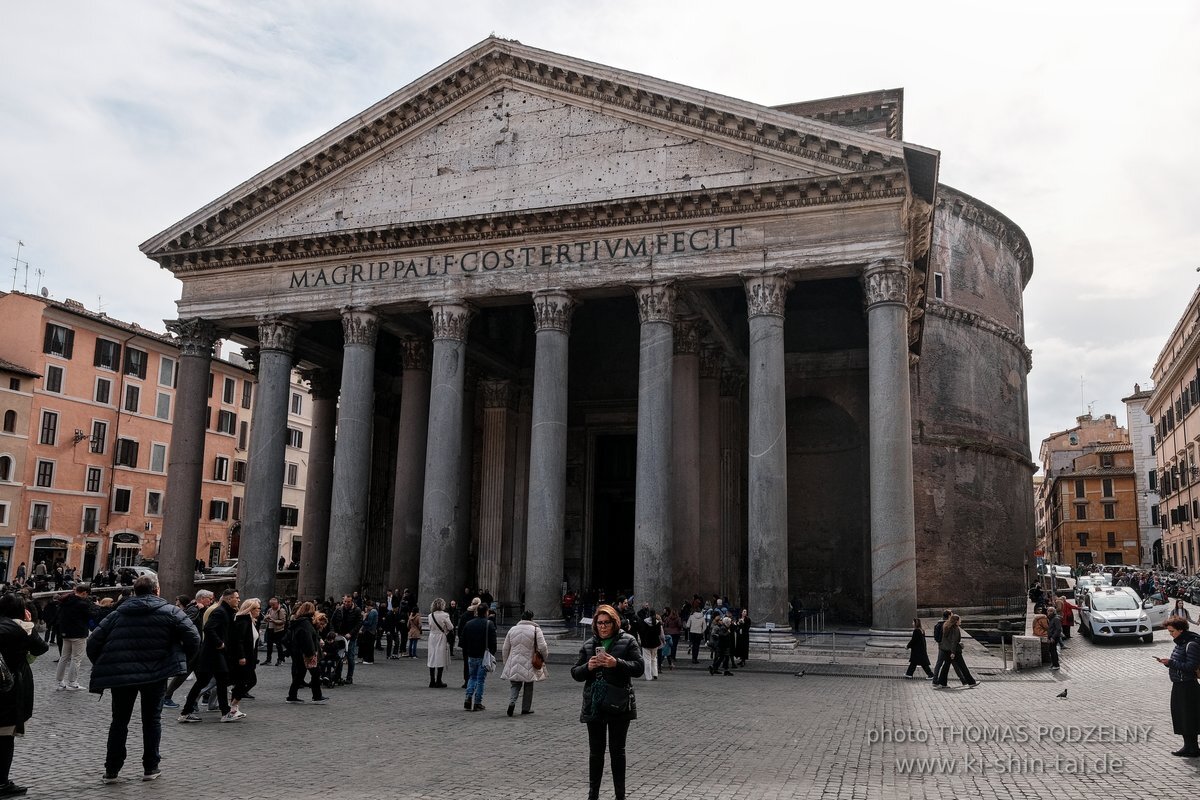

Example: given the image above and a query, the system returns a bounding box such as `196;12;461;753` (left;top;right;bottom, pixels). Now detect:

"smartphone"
595;647;604;656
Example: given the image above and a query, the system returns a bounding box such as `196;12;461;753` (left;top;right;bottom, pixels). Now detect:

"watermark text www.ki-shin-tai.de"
867;725;1152;776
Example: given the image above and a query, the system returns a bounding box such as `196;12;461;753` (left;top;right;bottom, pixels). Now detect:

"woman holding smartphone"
572;604;644;800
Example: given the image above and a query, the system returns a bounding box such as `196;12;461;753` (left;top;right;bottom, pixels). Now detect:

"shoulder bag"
531;628;545;670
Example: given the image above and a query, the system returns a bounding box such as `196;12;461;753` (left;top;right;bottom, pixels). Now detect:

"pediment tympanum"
141;37;912;268
235;87;822;244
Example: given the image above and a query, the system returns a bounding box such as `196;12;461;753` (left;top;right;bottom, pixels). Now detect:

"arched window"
0;455;11;482
2;410;14;433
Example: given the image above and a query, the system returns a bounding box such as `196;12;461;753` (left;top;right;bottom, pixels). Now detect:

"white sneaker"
232;710;246;720
219;712;241;723
66;683;83;691
55;683;67;691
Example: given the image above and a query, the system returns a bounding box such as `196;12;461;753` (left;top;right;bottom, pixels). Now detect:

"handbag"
0;654;12;694
531;646;545;670
483;650;496;672
304;653;318;670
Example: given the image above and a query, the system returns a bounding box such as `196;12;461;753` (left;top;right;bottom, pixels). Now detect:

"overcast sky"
2;1;1198;455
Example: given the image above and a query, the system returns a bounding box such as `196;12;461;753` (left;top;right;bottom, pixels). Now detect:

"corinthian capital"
341;306;379;347
633;282;675;324
532;289;577;334
165;318;220;358
430;300;474;342
255;315;300;353
863;259;912;309
743;271;792;319
699;346;722;379
299;367;338;399
480;379;517;410
673;316;701;356
399;337;431;372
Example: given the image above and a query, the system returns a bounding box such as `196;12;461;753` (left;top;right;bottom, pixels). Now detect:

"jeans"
55;637;86;685
344;638;358;679
265;628;288;663
465;656;487;703
408;637;419;658
508;680;533;713
106;680;166;776
587;718;630;798
934;652;976;686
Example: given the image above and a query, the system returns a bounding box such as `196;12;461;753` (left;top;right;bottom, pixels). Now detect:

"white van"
1079;587;1153;643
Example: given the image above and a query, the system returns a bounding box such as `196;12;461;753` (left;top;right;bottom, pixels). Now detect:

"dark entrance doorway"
590;434;636;597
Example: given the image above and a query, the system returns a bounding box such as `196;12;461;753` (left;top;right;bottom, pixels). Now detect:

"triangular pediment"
142;37;910;262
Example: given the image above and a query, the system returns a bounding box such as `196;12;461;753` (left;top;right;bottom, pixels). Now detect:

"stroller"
320;634;347;687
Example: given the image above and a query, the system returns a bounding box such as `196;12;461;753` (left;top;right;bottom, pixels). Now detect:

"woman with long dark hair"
932;614;978;689
571;603;644;800
0;592;48;795
285;602;326;704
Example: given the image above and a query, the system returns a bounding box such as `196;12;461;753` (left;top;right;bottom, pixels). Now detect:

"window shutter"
63;329;74;359
43;324;54;353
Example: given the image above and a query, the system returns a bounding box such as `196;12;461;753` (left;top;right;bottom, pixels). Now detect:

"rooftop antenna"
10;240;26;292
34;268;45;296
1080;375;1085;416
97;295;105;314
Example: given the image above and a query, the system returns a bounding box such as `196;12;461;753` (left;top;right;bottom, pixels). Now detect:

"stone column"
418;301;474;605
296;368;337;601
864;259;917;629
698;346;722;595
633;282;675;612
453;367;479;596
477;379;518;599
671;316;701;601
744;272;791;625
387;337;431;594
240;316;299;603
504;382;533;606
324;307;379;598
719;370;746;604
159;318;219;601
524;290;576;620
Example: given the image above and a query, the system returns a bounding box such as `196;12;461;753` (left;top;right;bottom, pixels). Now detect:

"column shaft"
718;372;746;604
240;317;298;603
418;302;474;605
633;283;675;611
296;370;337;601
524;290;575;619
387;338;431;594
671;317;701;600
865;260;918;629
477;380;518;598
745;273;791;625
324;308;378;597
697;348;722;595
159;319;217;601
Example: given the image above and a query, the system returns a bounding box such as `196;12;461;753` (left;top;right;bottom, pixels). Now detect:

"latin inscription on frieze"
287;225;743;290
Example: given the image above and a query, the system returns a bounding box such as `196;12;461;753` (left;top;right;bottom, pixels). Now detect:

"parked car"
1078;586;1153;643
1141;592;1175;629
208;559;238;576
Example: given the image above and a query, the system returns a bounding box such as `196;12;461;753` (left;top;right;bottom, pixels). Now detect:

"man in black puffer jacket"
86;575;200;783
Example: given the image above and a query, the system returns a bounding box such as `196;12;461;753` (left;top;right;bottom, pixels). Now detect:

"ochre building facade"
142;39;1035;626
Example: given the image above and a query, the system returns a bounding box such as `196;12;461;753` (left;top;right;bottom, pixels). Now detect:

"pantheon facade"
142;39;1034;628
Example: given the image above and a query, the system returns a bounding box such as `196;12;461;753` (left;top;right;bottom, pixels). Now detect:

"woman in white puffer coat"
500;610;548;716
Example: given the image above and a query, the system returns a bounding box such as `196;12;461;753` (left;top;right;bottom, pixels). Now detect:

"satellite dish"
39;287;49;297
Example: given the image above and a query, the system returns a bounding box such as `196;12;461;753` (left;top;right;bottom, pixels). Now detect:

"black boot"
435;668;445;687
429;668;437;688
587;754;603;800
611;752;626;800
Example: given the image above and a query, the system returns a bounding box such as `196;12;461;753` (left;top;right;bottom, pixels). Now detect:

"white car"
208;559;238;576
1140;592;1174;629
1079;587;1153;643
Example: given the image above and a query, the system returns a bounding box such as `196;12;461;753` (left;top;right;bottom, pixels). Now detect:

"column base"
531;619;577;640
864;628;913;650
747;625;797;652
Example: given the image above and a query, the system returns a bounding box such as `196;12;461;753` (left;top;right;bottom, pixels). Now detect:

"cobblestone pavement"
14;603;1200;800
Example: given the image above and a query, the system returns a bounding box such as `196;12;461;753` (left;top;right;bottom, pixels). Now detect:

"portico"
142;38;945;625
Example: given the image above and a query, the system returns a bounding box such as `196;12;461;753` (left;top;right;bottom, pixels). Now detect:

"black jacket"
332;604;362;637
231;614;257;667
86;594;199;692
571;631;645;723
289;616;319;660
200;601;236;674
460;616;497;659
57;593;92;638
906;629;930;666
1166;630;1200;683
0;618;48;730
